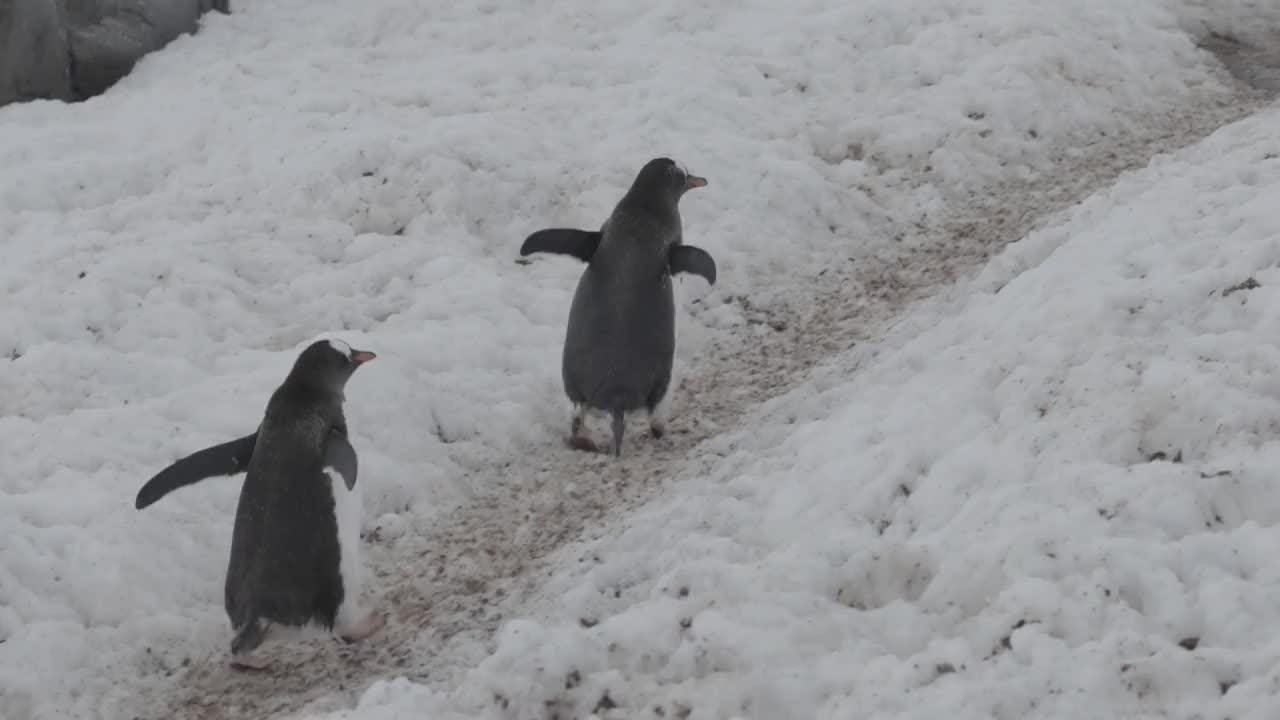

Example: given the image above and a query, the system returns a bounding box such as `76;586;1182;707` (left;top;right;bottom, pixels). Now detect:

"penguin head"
289;338;376;391
628;157;708;207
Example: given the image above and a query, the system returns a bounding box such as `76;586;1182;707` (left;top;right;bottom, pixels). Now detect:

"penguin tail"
230;616;268;656
610;409;625;458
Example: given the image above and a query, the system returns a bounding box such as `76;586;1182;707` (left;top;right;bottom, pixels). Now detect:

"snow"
347;105;1280;719
0;0;1277;718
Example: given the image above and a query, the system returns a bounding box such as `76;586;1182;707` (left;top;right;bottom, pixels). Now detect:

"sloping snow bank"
328;104;1280;719
0;0;1265;717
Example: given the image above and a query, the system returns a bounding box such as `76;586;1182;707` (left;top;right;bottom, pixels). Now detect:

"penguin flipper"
520;228;602;262
135;432;258;510
324;429;358;491
668;245;717;285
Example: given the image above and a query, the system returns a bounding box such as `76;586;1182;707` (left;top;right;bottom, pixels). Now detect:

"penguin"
134;338;384;670
519;157;717;457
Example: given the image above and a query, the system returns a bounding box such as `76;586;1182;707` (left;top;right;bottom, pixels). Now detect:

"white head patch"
328;339;352;359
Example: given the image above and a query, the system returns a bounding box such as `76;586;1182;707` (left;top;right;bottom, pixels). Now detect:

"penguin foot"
229;654;271;672
568;407;599;453
567;434;600;453
647;401;670;442
338;611;386;643
610;410;626;458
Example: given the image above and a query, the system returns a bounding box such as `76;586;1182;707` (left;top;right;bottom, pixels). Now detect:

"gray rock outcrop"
0;0;229;108
0;0;74;105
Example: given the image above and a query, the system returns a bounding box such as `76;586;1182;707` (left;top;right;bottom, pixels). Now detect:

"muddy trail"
128;36;1278;720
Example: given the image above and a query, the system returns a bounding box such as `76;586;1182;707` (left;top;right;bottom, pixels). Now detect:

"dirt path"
129;37;1277;720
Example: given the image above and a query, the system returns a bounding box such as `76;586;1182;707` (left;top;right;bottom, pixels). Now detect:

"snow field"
321;104;1280;719
0;0;1270;717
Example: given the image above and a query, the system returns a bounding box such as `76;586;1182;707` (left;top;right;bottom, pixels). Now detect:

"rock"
66;0;230;98
0;0;230;108
0;0;74;106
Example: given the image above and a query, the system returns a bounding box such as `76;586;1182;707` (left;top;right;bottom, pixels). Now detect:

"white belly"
324;465;364;625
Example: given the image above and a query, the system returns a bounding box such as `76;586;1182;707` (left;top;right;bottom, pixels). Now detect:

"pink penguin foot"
338;611;386;643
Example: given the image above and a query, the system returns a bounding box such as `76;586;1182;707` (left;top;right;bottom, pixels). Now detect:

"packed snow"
1;0;1278;718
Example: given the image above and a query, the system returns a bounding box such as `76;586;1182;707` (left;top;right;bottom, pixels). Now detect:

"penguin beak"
350;350;376;365
685;174;708;190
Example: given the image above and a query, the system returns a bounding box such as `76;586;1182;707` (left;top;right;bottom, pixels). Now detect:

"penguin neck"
617;186;679;220
600;215;677;266
281;372;346;405
611;196;680;247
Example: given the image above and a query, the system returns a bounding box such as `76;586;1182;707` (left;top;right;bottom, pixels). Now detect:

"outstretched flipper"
668;245;717;285
520;228;602;262
324;429;358;490
135;432;258;510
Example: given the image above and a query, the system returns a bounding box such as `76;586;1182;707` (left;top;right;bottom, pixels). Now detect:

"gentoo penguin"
134;339;384;669
519;157;717;457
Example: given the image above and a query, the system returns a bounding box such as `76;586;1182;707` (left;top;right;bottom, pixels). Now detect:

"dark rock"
0;0;74;106
0;0;230;108
1221;276;1260;297
66;0;229;98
